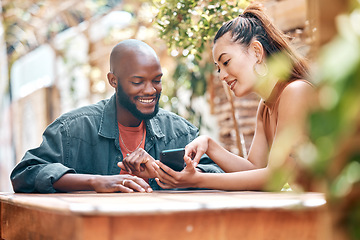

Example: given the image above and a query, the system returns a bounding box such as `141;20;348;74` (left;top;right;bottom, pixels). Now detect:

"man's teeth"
139;98;154;103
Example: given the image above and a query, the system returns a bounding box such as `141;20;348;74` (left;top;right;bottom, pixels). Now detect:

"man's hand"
53;173;152;193
118;149;158;179
89;174;153;193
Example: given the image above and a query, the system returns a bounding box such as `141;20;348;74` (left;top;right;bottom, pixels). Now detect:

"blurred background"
0;0;359;238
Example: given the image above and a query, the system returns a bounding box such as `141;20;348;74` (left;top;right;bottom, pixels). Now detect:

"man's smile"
138;97;156;104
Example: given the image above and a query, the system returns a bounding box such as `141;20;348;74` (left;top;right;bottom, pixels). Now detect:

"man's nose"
143;82;157;95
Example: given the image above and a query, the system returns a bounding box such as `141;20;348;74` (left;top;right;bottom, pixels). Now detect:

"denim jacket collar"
98;94;118;139
98;94;165;140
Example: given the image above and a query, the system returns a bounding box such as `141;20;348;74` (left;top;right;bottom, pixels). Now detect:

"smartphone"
159;148;185;172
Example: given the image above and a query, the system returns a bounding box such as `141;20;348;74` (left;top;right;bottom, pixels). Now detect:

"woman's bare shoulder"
282;80;315;101
279;79;316;113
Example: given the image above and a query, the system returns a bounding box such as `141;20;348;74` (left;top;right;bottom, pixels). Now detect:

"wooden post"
307;0;347;53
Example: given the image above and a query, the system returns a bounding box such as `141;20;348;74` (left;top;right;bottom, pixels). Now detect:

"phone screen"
159;148;185;172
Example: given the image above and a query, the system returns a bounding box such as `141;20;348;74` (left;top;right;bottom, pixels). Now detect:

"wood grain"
1;191;329;240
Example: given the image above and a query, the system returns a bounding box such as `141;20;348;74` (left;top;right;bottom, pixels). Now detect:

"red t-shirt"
118;121;147;181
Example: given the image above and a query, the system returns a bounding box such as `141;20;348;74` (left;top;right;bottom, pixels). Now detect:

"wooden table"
1;191;330;240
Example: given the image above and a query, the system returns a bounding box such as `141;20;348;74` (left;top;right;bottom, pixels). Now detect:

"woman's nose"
219;69;228;81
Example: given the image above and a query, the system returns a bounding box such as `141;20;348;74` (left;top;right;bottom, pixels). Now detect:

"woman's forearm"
196;167;271;191
206;137;257;172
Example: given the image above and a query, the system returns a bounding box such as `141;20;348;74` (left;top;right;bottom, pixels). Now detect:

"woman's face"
213;33;258;97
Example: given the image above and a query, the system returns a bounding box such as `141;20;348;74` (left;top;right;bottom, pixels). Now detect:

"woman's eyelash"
216;59;230;73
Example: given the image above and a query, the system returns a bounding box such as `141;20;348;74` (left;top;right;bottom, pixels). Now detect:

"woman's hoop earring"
254;61;268;77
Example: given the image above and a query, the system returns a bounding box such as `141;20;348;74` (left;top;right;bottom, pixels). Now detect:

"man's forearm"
53;173;97;192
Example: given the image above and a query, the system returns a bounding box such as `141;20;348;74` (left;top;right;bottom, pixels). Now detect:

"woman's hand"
184;136;210;167
152;156;201;189
118;148;157;179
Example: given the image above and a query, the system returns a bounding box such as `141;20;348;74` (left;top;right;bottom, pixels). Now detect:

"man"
11;39;222;193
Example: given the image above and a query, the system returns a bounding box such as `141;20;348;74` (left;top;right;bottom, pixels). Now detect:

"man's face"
114;52;163;120
116;81;161;120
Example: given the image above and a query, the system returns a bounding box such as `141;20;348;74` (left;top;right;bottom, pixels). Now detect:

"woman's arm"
200;136;258;172
153;158;272;190
185;102;270;173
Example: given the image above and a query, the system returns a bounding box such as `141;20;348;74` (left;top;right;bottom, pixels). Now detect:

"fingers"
117;162;127;171
184;156;196;169
120;178;152;193
154;160;176;177
122;154;136;173
121;179;143;193
94;181;135;193
155;178;173;189
184;145;195;161
192;152;203;167
121;156;132;174
152;161;177;186
116;183;135;193
130;176;153;193
91;175;152;193
184;144;203;167
121;149;152;173
143;158;157;177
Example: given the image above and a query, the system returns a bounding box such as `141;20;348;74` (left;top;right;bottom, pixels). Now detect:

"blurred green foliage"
298;2;360;239
309;7;360;196
153;0;249;60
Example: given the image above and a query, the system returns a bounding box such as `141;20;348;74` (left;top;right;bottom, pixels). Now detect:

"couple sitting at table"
11;3;314;193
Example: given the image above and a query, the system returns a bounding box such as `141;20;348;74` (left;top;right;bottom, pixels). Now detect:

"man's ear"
107;72;117;89
249;40;265;63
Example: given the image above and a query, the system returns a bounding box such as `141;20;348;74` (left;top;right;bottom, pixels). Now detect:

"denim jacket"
11;94;223;193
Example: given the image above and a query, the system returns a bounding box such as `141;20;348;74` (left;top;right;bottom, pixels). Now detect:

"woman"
152;3;315;191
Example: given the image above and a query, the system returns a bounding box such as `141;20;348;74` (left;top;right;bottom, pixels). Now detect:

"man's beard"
117;83;160;120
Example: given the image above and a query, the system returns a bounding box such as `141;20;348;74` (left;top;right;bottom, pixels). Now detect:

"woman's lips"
227;80;237;90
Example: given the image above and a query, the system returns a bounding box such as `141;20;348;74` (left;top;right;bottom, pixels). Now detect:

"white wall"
0;7;15;192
